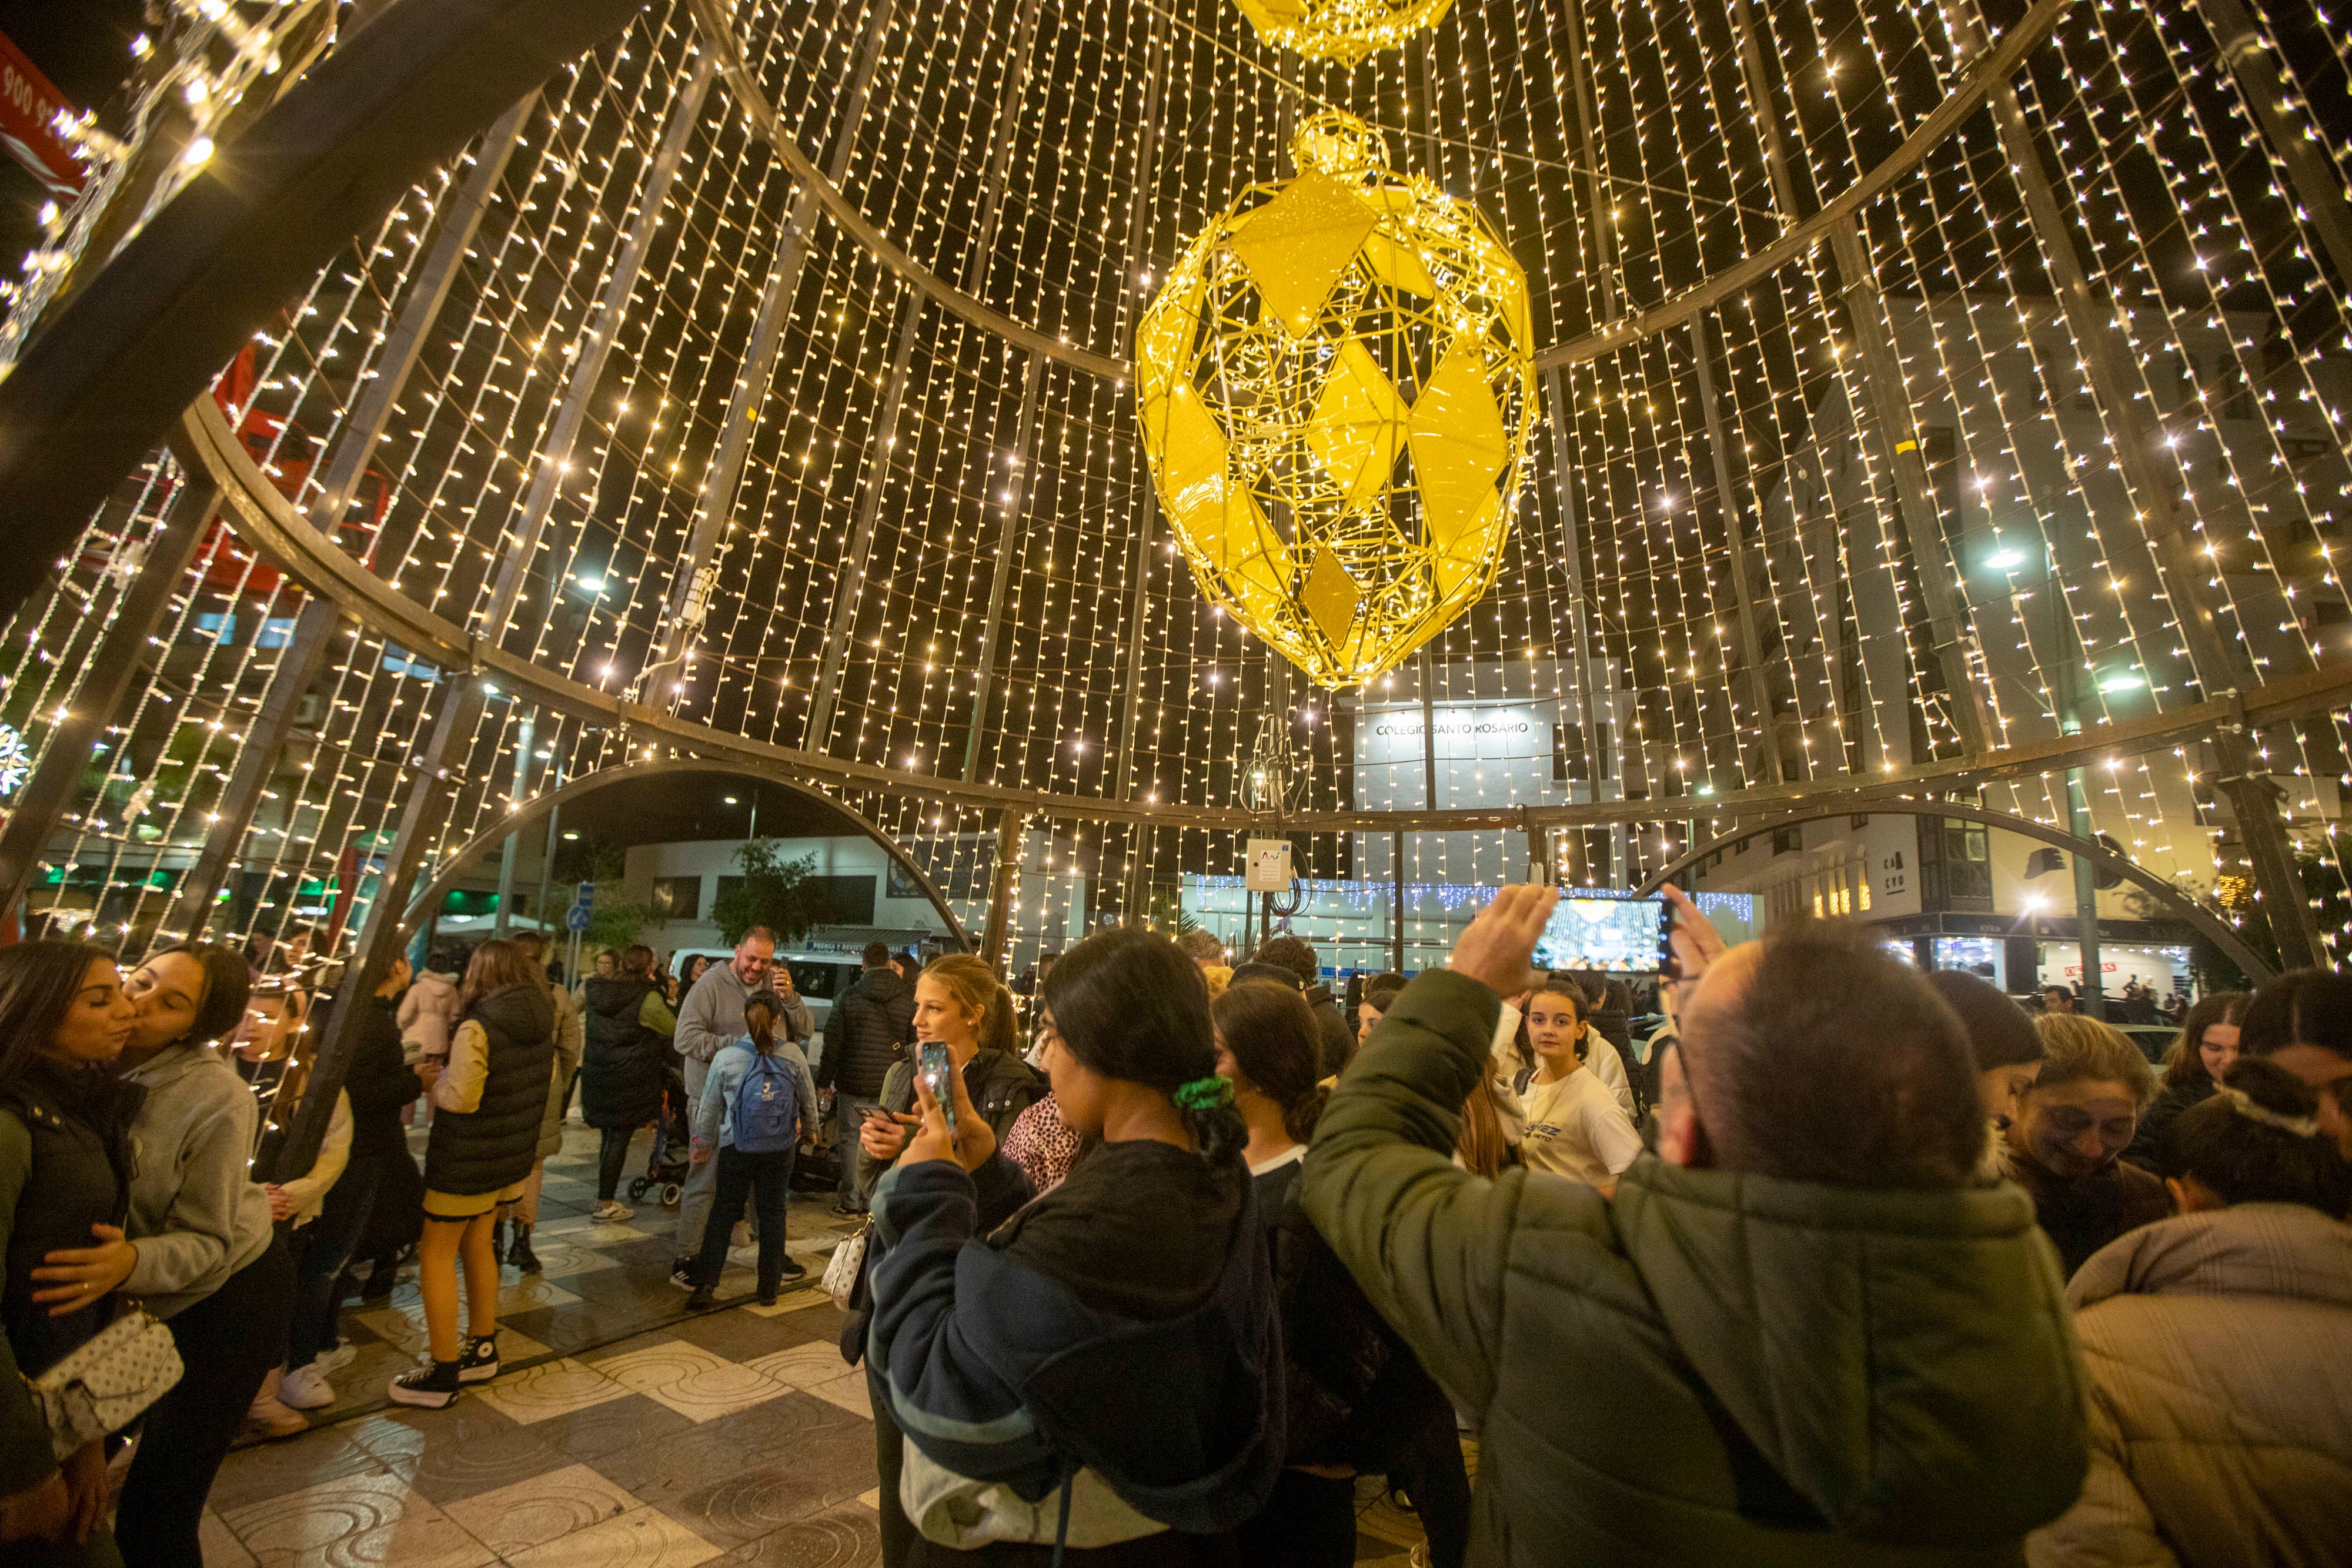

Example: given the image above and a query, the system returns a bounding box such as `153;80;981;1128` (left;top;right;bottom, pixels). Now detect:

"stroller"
626;1055;693;1208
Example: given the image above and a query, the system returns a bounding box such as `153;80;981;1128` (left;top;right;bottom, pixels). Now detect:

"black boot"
506;1221;540;1273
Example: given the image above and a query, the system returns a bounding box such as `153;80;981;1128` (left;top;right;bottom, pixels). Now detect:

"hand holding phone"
916;1042;957;1138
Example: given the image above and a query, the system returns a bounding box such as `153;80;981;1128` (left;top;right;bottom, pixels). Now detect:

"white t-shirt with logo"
1518;1066;1642;1188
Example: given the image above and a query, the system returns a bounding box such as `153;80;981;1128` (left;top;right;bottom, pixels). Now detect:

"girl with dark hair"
2244;968;2352;1162
387;940;554;1409
2124;991;2250;1176
0;942;138;1563
2026;1059;2352;1566
36;942;293;1567
866;928;1282;1566
686;989;816;1308
1512;978;1641;1193
1212;981;1472;1568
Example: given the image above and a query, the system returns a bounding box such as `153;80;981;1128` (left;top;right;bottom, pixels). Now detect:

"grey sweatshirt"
118;1041;275;1319
675;961;813;1069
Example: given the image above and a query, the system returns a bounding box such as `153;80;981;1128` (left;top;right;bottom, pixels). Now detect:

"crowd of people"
4;887;2349;1566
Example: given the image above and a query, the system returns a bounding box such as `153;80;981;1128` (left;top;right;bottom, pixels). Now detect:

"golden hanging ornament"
1135;112;1534;690
1232;0;1455;64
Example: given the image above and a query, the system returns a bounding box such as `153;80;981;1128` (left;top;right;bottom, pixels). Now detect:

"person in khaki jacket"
2028;1057;2352;1568
1304;885;2091;1566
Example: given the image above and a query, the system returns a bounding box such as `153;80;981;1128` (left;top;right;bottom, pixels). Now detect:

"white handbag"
25;1308;184;1459
823;1220;870;1310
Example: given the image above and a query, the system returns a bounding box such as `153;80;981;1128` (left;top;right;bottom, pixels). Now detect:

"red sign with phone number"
0;29;84;196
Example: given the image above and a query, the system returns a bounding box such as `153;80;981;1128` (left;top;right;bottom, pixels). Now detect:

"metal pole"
2193;0;2352;293
158;92;539;941
275;59;715;1182
1688;316;1787;784
647;0;901;681
963;355;1047;781
0;473;222;922
1728;0;1991;757
492;711;534;937
1954;2;2323;968
2049;592;2104;1019
983;808;1024;970
1391;828;1406;971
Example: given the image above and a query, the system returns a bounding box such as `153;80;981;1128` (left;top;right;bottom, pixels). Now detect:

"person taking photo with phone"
1304;884;2090;1563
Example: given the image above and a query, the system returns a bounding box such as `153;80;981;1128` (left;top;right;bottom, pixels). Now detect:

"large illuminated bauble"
1233;0;1455;64
1135;112;1533;690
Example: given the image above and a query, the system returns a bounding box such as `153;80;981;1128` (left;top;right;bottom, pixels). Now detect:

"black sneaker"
457;1334;499;1385
756;1291;779;1308
777;1256;809;1283
686;1285;716;1310
387;1362;463;1409
669;1259;695;1292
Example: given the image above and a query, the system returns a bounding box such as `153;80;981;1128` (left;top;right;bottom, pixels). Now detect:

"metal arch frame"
180;393;2352;833
395;757;971;950
681;0;2076;383
1630;803;2277;982
0;0;649;625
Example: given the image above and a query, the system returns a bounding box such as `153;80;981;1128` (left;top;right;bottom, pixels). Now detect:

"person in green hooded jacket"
1303;884;2090;1565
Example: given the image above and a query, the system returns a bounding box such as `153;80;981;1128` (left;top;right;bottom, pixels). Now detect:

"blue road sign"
566;904;591;932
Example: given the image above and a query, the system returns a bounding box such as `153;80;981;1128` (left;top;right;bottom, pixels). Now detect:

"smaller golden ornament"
1134;111;1534;690
1233;0;1455;64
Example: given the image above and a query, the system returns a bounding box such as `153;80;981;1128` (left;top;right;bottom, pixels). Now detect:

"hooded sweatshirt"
1304;968;2091;1566
2027;1203;2352;1568
398;968;460;1062
117;1041;275;1319
866;1144;1282;1552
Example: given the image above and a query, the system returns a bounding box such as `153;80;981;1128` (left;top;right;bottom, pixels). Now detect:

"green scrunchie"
1173;1075;1234;1112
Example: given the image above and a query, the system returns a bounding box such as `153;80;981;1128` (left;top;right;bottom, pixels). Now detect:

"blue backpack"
731;1047;798;1154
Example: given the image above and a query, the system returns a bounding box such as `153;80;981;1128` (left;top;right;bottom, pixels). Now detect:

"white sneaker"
591;1201;634;1223
730;1219;751;1248
279;1363;337;1410
315;1343;359;1375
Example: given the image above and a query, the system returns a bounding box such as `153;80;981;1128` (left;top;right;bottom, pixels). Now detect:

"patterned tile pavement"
192;1121;1444;1565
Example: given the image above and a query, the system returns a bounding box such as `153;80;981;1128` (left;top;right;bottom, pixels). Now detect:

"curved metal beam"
687;0;2069;382
0;0;647;625
1631;803;2276;982
686;0;1128;381
181;396;2352;834
399;757;970;950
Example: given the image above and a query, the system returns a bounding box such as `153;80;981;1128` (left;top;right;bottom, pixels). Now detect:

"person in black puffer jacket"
0;942;142;1565
1211;979;1469;1568
387;941;553;1410
278;958;425;1410
580;944;676;1220
820;941;917;1215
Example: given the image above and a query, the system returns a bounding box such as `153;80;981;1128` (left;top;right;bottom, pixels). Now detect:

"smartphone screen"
1532;895;1672;974
916;1041;957;1135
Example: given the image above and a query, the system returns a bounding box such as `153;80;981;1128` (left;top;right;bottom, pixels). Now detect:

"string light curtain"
1;0;2348;972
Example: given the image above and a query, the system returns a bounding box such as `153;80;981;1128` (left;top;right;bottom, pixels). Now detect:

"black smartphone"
1532;895;1673;974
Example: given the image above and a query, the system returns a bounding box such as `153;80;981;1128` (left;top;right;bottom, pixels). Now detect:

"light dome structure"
0;0;2348;1011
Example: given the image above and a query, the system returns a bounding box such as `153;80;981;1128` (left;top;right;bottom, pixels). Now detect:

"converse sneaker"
457;1334;499;1385
669;1258;695;1292
278;1362;337;1410
387;1362;463;1409
590;1199;633;1223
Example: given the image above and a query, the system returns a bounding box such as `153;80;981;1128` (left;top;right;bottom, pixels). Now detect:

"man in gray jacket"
670;927;813;1281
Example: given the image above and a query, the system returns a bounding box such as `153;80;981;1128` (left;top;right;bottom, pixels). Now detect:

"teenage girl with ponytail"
1212;981;1472;1568
864;930;1282;1566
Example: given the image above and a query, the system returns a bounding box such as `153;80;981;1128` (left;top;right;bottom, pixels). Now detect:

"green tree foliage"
710;839;823;947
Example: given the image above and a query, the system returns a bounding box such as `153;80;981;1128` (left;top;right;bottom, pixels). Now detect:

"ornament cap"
1292;111;1389;177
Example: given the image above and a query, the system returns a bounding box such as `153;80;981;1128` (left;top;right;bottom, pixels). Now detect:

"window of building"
650;875;701;921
